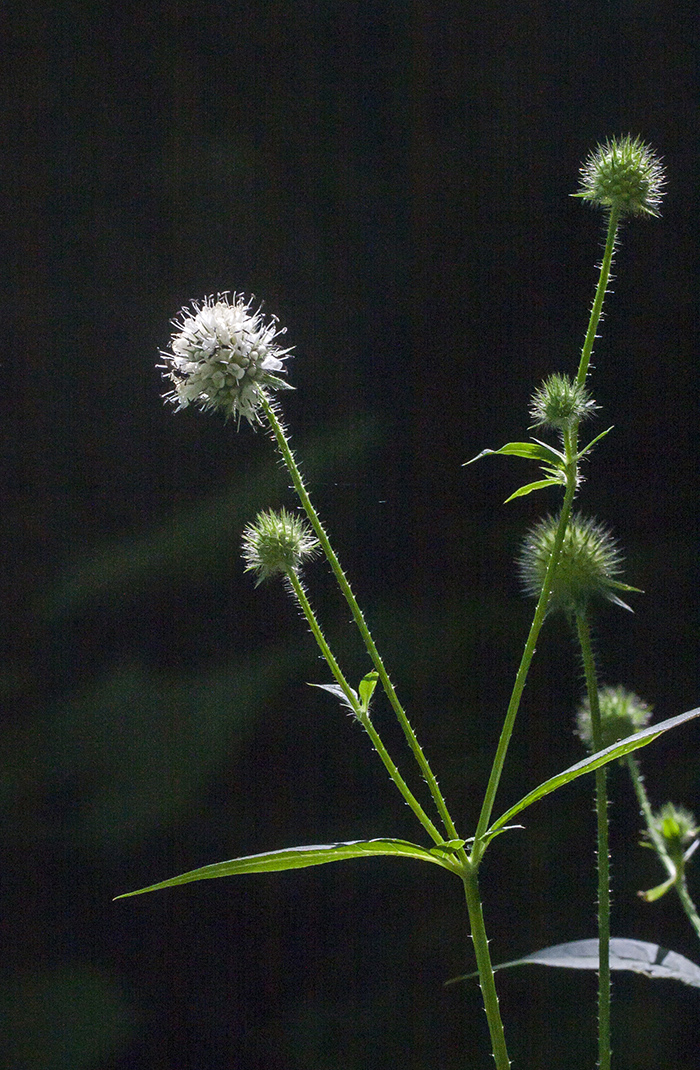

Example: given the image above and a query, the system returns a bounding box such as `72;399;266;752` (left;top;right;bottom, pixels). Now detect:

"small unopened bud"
242;508;319;585
574;135;665;218
647;803;698;868
518;513;638;616
529;374;598;431
576;685;652;753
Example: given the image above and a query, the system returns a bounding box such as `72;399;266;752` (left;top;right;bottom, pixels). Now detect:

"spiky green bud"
242;507;319;585
518;513;639;616
574;135;665;218
648;803;698;868
529;374;598;431
576;685;653;753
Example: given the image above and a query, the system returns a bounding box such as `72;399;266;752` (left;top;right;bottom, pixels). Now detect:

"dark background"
6;2;699;1068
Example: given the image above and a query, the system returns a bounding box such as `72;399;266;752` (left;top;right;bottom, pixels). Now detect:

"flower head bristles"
576;685;653;753
160;293;294;425
242;507;320;586
574;135;665;218
529;373;598;432
647;804;699;868
518;513;639;616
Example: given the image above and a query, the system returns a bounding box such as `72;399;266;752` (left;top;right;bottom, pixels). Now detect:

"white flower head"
160;293;293;425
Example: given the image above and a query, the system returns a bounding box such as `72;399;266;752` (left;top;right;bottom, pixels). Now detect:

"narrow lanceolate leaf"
488;707;700;836
504;478;562;503
464;442;565;467
577;425;614;458
445;939;700;989
114;838;462;899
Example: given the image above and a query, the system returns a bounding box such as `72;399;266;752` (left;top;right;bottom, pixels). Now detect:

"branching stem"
262;394;460;843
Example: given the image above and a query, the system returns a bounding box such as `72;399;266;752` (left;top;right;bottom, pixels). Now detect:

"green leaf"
445;938;700;989
115;838;462;898
309;681;359;713
504;478;562;503
488;707;700;836
358;671;379;712
577;425;614;458
464;442;565;467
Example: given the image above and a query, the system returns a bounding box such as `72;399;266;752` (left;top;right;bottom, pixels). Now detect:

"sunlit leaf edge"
114;837;461;899
504;478;562;503
445;938;700;988
488;707;700;835
464;442;564;467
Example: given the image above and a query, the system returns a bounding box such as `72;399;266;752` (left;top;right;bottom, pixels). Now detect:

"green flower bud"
574;135;665;218
529;374;598;431
648;803;698;868
575;684;653;753
518;513;638;616
242;507;319;585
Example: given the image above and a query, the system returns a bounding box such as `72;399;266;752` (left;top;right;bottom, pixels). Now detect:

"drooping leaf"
464;442;565;467
115;838;462;898
445;938;700;988
504;478;562;503
309;681;359;712
488;707;700;836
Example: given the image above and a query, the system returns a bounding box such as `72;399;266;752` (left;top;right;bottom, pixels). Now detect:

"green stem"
625;757;676;882
625;756;700;941
676;876;700;943
261;394;460;842
577;207;620;387
286;570;445;845
472;207;620;858
471;471;578;855
462;868;511;1070
576;611;611;1070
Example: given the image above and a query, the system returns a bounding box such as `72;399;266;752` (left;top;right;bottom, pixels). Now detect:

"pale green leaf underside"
115;838;460;899
488;707;700;835
446;938;700;988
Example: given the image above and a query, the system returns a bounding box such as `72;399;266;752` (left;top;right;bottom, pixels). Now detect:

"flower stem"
576;611;611;1070
471;472;578;855
625;756;700;941
472;208;620;857
577;207;620;387
286;569;445;845
676;876;700;943
261;394;460;842
625;756;676;881
462;868;511;1070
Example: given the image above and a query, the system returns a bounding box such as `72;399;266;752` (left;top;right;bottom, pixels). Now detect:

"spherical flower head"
529;374;598;431
242;507;320;585
518;512;638;616
576;684;653;753
648;803;698;866
574;135;665;218
160;293;293;425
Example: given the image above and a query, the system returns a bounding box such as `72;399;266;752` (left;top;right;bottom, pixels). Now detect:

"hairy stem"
287;569;445;844
471;472;578;855
576;611;611;1070
625;756;700;941
577;207;620;387
261;394;460;842
463;868;511;1070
